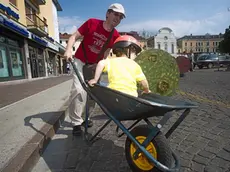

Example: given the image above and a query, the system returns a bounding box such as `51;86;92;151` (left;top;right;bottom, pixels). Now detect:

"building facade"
59;32;82;73
177;33;224;54
0;0;65;82
147;27;177;57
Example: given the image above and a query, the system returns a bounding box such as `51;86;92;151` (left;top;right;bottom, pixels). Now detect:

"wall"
39;0;55;39
52;2;59;42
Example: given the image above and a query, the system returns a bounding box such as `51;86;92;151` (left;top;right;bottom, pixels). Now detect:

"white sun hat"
108;3;126;18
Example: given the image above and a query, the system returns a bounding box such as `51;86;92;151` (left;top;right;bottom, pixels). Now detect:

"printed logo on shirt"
88;32;108;54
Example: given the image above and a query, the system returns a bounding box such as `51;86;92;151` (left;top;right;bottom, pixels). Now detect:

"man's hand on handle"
64;49;73;61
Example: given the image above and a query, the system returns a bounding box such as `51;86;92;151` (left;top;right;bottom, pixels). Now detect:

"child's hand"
141;89;151;94
88;79;97;87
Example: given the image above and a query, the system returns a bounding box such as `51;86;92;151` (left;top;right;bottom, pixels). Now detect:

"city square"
0;0;230;172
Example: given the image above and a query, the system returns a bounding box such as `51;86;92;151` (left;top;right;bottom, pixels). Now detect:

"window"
25;2;36;21
171;44;174;54
206;42;209;46
60;40;62;44
164;43;168;52
9;0;17;6
190;42;192;46
157;43;160;49
73;47;75;51
0;46;9;77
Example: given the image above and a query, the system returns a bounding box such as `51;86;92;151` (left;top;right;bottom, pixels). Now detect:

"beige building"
177;33;224;54
0;0;65;82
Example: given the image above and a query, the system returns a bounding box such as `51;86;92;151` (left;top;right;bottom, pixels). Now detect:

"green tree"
219;25;230;53
219;25;230;70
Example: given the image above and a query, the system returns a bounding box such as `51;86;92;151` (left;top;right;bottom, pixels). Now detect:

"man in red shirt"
64;3;125;135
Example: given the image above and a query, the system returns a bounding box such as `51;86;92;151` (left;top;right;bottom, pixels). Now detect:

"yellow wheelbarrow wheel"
125;125;173;172
130;136;157;170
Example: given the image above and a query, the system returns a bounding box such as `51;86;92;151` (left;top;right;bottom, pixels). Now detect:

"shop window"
9;49;23;77
0;46;9;77
9;0;17;7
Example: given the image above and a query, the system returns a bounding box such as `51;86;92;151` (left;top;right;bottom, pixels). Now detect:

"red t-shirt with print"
74;18;120;64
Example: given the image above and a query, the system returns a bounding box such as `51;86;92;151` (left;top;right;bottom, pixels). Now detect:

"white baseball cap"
108;3;126;18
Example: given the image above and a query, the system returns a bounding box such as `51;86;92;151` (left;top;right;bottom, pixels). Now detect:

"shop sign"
31;33;48;46
0;15;29;37
0;3;19;20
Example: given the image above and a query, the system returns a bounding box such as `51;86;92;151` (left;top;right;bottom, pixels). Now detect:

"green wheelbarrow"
69;59;198;172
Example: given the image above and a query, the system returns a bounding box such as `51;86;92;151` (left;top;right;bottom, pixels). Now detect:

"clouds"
117;11;230;37
58;11;230;37
58;16;83;34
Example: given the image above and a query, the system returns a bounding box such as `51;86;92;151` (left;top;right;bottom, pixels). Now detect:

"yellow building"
0;0;65;82
177;33;224;54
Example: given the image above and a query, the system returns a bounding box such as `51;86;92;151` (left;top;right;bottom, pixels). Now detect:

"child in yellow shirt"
88;35;150;97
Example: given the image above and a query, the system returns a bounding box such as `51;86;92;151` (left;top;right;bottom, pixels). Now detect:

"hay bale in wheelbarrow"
134;49;180;96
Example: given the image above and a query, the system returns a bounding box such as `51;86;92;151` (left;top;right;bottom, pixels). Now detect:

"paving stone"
208;140;223;149
223;144;230;153
186;146;202;155
192;161;205;172
193;155;210;165
217;150;230;162
198;150;216;159
204;165;225;172
205;147;221;154
209;156;230;169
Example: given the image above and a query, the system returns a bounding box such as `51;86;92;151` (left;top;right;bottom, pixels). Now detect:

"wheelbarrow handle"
68;58;90;91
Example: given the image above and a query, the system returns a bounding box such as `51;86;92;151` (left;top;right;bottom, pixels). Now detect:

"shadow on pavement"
24;112;132;172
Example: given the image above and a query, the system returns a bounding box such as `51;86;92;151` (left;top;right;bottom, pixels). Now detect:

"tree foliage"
219;25;230;54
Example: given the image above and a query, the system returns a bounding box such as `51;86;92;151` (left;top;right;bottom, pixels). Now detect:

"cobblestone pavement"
32;69;230;172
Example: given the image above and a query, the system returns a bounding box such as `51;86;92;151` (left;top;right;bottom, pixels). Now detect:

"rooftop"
178;33;223;40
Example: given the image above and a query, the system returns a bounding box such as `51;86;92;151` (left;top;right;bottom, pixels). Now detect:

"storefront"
0;15;29;82
27;36;47;78
0;3;65;82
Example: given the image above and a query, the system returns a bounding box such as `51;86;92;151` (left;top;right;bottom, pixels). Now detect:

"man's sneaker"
81;120;93;128
72;125;82;136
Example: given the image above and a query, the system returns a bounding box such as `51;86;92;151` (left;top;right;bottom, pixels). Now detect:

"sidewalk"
0;75;72;109
0;77;73;172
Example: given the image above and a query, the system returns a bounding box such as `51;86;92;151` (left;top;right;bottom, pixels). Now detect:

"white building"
148;27;177;57
59;33;82;57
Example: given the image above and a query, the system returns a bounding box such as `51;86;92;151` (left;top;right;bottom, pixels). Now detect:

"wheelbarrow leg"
89;119;112;142
165;108;190;138
84;94;112;143
115;119;142;138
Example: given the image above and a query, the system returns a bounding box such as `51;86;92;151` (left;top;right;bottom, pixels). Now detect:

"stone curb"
0;74;71;86
0;101;69;172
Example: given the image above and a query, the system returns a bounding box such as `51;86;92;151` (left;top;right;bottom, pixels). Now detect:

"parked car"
196;53;230;69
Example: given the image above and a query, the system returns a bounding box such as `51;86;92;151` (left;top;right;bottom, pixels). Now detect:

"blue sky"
57;0;230;37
